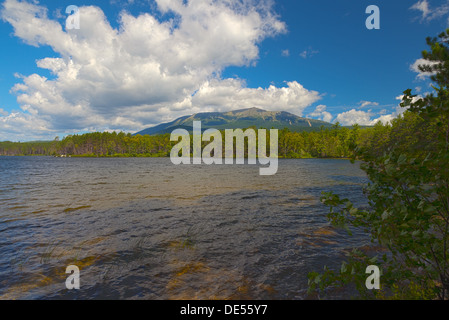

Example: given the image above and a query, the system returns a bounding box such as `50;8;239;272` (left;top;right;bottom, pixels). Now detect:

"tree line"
0;123;385;159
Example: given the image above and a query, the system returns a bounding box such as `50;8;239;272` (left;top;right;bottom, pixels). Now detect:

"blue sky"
0;0;448;141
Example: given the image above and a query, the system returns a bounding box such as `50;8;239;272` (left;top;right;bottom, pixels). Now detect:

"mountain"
134;107;333;136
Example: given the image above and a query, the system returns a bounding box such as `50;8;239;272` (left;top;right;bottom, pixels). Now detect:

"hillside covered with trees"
0;122;391;159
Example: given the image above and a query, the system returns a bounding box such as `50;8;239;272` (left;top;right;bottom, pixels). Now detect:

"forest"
0;122;390;159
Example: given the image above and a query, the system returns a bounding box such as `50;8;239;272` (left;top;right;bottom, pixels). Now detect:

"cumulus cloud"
335;109;375;126
0;111;54;141
308;105;333;123
190;79;321;113
306;99;408;127
0;0;325;141
334;108;401;126
333;94;421;126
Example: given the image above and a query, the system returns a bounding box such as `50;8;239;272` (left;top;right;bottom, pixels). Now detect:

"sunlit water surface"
0;156;371;299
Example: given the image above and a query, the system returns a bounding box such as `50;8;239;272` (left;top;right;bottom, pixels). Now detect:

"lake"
0;156;370;299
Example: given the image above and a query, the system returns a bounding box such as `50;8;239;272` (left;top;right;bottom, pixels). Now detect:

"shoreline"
0;154;355;161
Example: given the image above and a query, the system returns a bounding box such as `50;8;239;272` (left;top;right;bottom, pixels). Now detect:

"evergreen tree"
309;30;449;300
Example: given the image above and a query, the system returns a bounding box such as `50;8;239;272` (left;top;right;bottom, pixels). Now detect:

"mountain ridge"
134;107;333;136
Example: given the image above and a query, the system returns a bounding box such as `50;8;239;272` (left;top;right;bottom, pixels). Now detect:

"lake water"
0;156;371;299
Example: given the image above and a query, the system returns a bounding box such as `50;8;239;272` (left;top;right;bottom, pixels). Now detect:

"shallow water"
0;156;370;299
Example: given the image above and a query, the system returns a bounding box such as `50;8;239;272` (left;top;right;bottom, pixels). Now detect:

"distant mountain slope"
134;107;333;135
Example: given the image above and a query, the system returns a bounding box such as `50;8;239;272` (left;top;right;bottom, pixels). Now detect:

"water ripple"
0;156;370;299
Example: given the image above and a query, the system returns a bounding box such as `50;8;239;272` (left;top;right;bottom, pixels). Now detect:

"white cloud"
300;47;319;59
308;105;333;123
411;0;431;19
334;108;398;126
395;93;423;105
0;108;8;116
190;79;321;113
0;111;54;141
281;49;290;57
1;0;323;141
410;0;449;22
335;109;375;126
358;101;379;109
334;95;415;126
410;58;439;79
